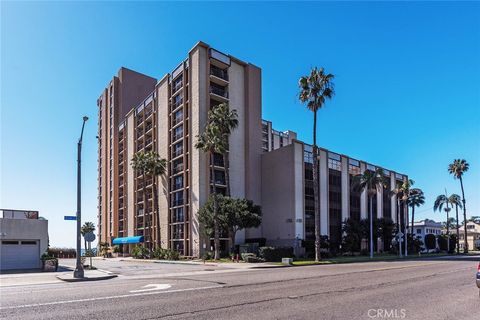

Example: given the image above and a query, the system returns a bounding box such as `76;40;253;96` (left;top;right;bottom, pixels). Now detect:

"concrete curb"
56;274;117;282
120;258;218;267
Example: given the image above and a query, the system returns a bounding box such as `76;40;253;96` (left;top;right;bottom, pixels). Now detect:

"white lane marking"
0;285;222;310
129;283;171;293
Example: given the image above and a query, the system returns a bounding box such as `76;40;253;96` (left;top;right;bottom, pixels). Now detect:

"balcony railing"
172;115;183;126
210;85;228;99
173;81;183;93
172;99;183;110
172;134;183;143
172;163;184;175
210;65;229;81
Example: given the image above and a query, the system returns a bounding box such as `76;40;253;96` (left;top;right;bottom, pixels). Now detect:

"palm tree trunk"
369;195;373;259
411;206;415;237
460;177;468;253
455;204;459;254
313;110;320;262
223;152;230;197
446;207;450;253
397;198;402;257
230;229;236;256
211;152;220;260
404;200;408;257
142;169;148;252
153;176;160;249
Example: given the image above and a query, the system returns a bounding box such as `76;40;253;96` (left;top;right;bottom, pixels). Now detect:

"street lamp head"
83;116;89;122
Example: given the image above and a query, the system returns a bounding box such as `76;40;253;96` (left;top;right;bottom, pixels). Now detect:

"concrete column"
390;173;397;224
360;162;367;220
189;46;208;257
294;142;305;240
377;185;383;219
156;79;169;248
341;156;349;223
319;149;329;236
126;115;135;237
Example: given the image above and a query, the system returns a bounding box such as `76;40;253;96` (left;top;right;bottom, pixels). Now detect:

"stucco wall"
261;144;296;245
0;218;49;256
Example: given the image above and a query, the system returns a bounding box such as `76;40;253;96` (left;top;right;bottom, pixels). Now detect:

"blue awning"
112;236;144;245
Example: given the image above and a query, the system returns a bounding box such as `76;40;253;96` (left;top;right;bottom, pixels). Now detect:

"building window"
173;109;183;126
173;93;183;109
173;176;183;190
172;207;184;223
173;142;183;158
173;125;183;142
172;191;183;207
173;76;183;93
328;158;341;171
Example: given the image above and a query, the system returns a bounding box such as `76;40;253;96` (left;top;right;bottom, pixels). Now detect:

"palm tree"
80;221;95;254
399;179;414;257
195;117;228;260
298;67;335;261
208;103;238;196
131;151;167;250
353;168;388;258
448;194;462;254
389;181;404;257
448;159;470;253
144;152;167;249
408;188;425;235
434;193;452;252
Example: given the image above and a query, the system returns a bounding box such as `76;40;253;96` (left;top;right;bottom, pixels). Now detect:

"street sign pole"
74;116;88;278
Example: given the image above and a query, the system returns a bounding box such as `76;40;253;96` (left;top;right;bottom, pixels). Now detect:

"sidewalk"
0;266;116;287
115;256;283;269
56;269;117;282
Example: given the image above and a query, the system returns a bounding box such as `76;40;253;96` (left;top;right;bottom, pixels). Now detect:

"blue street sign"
64;215;77;221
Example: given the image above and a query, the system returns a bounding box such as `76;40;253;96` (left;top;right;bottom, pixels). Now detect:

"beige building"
457;221;480;251
261;140;408;253
98;42;261;256
97;41;408;257
0;209;48;270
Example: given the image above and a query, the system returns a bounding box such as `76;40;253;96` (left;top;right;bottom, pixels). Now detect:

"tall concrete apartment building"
97;41;407;257
98;42;262;257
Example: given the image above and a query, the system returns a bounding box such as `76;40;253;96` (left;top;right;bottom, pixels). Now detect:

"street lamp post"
74;116;88;278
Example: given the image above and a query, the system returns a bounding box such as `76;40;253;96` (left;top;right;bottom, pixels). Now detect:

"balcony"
172;99;183;111
173;81;183;94
172;163;184;175
145;137;153;147
210;84;228;102
210;65;229;86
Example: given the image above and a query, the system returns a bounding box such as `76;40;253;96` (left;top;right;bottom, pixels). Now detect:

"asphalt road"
1;256;479;320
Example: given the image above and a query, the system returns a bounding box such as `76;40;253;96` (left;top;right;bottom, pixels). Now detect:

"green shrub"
165;249;180;260
152;248;180;260
424;234;436;251
131;245;149;259
258;247;293;262
202;251;213;260
241;253;264;263
112;245;120;253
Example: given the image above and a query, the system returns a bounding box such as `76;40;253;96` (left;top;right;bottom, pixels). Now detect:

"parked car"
476;262;480;289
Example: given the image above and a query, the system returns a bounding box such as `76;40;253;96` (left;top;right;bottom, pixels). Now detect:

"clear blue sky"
1;2;479;247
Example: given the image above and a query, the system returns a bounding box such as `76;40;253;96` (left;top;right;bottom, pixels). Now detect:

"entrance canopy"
112;236;144;245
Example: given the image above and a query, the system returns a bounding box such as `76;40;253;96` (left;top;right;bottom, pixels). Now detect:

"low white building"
412;219;442;251
0;209;49;271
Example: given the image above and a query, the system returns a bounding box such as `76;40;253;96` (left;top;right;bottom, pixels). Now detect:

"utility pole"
74;116;88;278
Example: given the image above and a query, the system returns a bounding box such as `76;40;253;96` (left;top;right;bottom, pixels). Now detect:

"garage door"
1;240;40;270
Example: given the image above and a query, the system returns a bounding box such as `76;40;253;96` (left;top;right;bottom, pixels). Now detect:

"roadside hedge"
258;247;294;262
